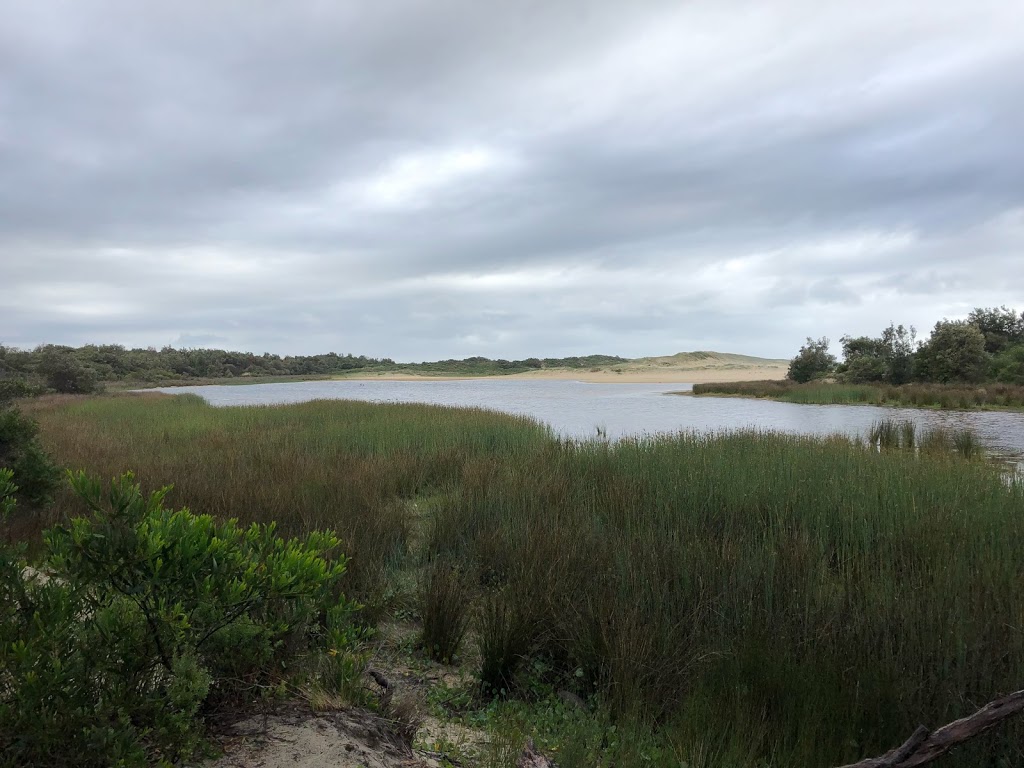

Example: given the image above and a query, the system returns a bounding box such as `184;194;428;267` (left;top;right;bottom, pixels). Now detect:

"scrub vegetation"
699;306;1024;409
6;392;1023;767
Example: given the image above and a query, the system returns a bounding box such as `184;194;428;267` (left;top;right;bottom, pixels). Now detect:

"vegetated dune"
345;350;790;383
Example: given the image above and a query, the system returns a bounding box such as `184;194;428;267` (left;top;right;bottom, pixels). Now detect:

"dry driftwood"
837;689;1024;768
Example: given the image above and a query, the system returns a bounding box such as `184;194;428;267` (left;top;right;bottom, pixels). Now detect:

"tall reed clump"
868;419;988;461
419;559;472;663
477;584;539;696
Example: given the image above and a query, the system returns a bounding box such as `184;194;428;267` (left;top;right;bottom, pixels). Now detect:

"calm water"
153;379;1024;461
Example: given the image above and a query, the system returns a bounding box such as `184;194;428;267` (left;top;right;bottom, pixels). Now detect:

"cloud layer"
2;0;1022;359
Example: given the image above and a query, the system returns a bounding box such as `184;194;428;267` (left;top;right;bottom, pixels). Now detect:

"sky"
2;0;1022;361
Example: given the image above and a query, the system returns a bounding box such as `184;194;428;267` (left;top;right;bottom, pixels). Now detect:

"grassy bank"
15;394;1024;766
692;379;1024;409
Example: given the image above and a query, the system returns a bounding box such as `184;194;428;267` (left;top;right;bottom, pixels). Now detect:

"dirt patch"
207;704;434;768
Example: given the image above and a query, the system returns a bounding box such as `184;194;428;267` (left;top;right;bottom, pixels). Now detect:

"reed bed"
693;379;1024;409
21;393;550;606
21;393;1024;767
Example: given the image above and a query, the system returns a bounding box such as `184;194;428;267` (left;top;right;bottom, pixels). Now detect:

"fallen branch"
837;689;1024;768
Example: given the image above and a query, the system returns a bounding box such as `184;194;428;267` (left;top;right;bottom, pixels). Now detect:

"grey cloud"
2;0;1023;359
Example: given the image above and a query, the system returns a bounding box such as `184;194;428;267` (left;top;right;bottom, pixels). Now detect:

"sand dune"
342;351;789;384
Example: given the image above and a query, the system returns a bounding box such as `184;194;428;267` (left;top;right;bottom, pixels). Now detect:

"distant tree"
914;321;989;383
839;335;886;383
787;337;837;383
967;306;1024;354
838;324;916;384
879;323;917;384
35;346;100;394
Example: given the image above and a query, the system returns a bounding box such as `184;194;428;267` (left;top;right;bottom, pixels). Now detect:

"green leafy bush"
0;472;361;767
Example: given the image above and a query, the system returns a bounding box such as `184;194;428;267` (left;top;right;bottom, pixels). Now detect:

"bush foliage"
791;306;1024;387
0;472;360;767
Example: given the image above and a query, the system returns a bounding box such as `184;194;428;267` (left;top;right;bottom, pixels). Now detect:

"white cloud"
361;146;511;209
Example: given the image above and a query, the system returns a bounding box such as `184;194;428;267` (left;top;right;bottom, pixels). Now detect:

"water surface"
153;379;1024;461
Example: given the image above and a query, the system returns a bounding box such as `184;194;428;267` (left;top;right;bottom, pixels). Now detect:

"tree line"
788;306;1024;385
0;343;629;395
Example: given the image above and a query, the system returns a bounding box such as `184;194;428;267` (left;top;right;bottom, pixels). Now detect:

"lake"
152;378;1024;462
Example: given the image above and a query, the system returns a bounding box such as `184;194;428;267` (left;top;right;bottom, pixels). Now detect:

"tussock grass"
694;379;1024;409
22;393;1024;766
419;560;472;663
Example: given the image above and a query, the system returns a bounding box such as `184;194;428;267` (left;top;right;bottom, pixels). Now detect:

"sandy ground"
207;706;437;768
340;364;787;385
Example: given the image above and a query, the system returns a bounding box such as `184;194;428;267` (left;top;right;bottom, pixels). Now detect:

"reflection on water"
151;379;1024;463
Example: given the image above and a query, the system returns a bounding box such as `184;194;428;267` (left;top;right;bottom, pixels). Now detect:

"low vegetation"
7;393;1022;767
692;379;1024;409
0;468;364;767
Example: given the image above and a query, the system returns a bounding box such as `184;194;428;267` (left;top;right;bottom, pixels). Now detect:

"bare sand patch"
340;365;788;384
207;705;435;768
507;365;787;384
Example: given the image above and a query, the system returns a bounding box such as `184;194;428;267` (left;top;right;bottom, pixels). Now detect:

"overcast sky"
2;0;1022;360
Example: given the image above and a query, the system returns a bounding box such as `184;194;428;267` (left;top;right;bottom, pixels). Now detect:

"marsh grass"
22;393;1024;767
864;418;988;463
694;379;1024;409
22;393;550;607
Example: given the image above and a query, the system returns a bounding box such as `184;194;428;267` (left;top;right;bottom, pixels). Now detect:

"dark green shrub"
36;349;101;394
787;337;837;383
0;405;59;509
0;472;361;767
419;559;471;663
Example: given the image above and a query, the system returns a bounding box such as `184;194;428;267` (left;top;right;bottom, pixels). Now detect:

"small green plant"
420;559;472;663
0;472;361;767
